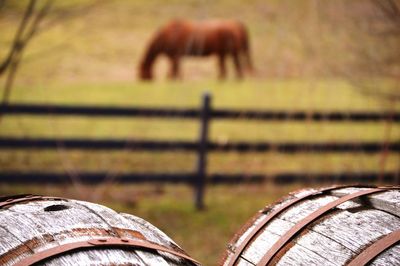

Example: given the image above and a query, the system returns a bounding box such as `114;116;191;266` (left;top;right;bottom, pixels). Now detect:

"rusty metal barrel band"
347;229;400;266
227;185;361;266
0;195;66;209
257;187;389;266
13;237;200;266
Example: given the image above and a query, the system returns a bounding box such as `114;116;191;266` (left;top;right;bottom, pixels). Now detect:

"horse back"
157;19;249;56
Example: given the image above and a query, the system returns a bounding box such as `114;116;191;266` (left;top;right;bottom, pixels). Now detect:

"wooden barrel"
221;185;400;266
0;194;200;266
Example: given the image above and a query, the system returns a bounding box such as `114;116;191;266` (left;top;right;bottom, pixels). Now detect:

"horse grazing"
139;19;253;80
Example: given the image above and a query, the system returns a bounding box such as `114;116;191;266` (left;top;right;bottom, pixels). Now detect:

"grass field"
0;1;399;265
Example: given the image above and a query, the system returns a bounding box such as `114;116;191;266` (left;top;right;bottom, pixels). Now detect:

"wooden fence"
0;93;399;209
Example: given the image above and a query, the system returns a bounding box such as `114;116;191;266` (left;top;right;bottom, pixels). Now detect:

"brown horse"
139;19;253;80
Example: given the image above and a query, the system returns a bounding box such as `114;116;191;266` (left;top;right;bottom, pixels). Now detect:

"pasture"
0;1;399;265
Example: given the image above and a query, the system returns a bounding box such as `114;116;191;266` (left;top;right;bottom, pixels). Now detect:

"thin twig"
0;0;36;75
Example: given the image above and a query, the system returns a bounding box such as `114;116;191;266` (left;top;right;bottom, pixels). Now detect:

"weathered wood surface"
0;196;198;266
222;186;400;266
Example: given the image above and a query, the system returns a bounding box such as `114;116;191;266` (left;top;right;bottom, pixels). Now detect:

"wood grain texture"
221;186;400;266
0;197;197;266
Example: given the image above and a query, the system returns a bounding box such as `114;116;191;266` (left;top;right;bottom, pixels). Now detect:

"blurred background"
0;0;399;265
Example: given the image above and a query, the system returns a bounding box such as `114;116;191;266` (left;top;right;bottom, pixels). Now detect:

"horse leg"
218;54;226;80
169;56;181;80
240;50;253;75
232;52;243;79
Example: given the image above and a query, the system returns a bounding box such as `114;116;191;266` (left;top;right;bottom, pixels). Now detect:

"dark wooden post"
194;92;211;210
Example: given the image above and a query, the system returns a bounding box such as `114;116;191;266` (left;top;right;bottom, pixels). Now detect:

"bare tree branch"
22;0;53;44
40;0;101;32
1;0;55;105
2;50;22;104
0;0;36;76
0;0;102;105
372;0;400;23
340;0;400;101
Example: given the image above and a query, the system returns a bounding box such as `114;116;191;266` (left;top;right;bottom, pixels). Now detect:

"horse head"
139;61;153;80
138;32;162;81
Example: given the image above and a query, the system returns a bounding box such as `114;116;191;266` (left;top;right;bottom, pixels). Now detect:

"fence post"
194;92;211;210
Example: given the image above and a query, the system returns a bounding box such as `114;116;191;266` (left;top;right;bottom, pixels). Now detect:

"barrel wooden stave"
222;187;400;266
372;245;400;265
331;188;400;217
121;212;190;263
241;195;343;264
0;198;196;266
74;200;181;249
274;209;400;266
41;249;150;266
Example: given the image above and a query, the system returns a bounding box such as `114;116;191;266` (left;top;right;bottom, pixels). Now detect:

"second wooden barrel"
221;185;400;266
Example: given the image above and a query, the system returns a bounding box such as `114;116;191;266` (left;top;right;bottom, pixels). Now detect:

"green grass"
5;80;395;110
2;150;399;175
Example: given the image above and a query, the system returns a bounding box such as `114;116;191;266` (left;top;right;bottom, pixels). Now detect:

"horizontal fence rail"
0;104;200;118
0;171;397;184
212;110;400;121
1;94;399;209
1;103;400;121
0;138;197;151
0;137;399;153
